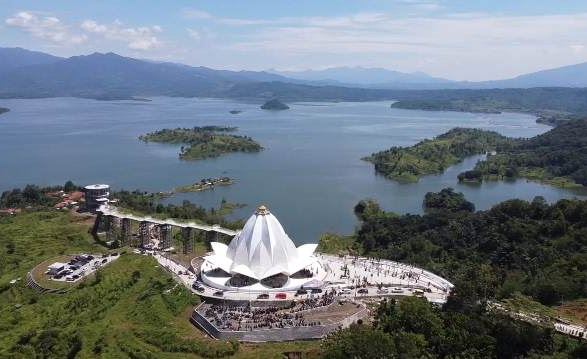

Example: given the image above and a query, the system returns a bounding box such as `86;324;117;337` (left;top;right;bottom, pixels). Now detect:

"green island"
260;98;290;110
139;126;263;160
458;119;587;188
0;107;9;115
363;128;515;182
2;182;587;357
175;177;234;193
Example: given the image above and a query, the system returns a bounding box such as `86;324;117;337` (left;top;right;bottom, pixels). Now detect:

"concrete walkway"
99;205;238;236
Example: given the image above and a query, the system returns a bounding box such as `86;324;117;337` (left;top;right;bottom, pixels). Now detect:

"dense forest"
363;128;514;182
322;296;587;358
321;190;587;357
139;126;262;160
460;119;587;187
353;190;587;306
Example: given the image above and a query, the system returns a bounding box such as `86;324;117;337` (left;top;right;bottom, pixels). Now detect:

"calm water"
1;97;585;243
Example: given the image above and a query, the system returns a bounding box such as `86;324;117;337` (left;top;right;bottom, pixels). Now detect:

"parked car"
377;288;389;294
213;291;224;297
296;288;308;295
275;293;287;300
357;288;368;294
340;289;352;295
392;287;403;293
101;258;108;264
311;288;322;294
66;276;74;282
256;293;269;299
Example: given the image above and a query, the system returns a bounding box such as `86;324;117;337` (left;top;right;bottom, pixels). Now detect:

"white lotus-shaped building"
201;205;320;291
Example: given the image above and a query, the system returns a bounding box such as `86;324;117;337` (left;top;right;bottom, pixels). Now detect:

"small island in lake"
229;110;242;114
139;126;263;160
261;98;290;110
363;128;514;182
0;107;9;115
175;177;234;193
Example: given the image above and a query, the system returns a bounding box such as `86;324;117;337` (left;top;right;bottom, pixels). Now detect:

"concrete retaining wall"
191;303;369;342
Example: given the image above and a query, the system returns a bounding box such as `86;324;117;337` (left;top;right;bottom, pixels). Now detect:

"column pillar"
121;218;131;246
159;224;172;250
182;227;193;254
139;221;150;248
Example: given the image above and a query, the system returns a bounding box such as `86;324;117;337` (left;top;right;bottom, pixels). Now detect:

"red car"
275;293;287;300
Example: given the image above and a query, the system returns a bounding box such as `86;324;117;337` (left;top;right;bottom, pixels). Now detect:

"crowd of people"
202;290;337;331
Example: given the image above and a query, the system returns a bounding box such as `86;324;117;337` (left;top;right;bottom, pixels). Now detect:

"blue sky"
2;0;587;80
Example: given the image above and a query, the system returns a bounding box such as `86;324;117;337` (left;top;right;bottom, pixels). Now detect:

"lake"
1;97;585;244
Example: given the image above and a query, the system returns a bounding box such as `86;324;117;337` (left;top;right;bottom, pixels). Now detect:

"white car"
377;288;389;294
340;289;352;295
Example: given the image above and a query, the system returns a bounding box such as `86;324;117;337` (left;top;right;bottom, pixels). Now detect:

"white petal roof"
205;205;317;280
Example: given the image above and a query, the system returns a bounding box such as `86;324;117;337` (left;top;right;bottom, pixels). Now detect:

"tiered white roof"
204;206;318;280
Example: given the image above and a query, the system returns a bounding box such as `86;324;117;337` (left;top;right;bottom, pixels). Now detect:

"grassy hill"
0;210;319;358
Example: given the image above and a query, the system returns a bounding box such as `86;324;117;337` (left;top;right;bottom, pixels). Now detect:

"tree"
322;324;397;359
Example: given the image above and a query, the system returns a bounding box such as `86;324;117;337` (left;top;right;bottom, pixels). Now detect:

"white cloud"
182;9;213;20
81;20;162;50
5;11;87;45
570;44;585;54
219;12;587;80
187;28;201;40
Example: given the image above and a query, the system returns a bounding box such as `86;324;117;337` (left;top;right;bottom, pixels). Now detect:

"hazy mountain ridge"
1;47;587;104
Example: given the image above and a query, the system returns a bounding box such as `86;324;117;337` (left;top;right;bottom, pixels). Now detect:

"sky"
1;0;587;81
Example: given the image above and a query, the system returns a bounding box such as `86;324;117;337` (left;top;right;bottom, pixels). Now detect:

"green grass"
0;211;321;358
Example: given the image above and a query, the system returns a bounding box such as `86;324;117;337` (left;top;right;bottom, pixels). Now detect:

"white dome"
204;205;318;280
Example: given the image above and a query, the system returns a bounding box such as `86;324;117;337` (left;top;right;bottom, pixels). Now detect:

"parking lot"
47;253;119;283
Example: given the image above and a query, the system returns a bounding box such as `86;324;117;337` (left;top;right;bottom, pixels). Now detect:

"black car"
296;289;308;295
358;288;369;294
257;293;269;299
311;288;322;294
213;291;224;297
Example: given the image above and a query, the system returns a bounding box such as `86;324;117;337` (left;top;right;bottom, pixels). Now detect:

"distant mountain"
0;47;62;73
271;66;454;89
474;62;587;88
1;47;587;103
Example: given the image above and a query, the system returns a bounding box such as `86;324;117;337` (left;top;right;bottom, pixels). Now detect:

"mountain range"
0;47;587;101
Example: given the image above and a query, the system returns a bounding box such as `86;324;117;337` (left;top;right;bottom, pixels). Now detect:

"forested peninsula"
366;120;587;187
459;119;587;187
139;126;262;160
363;128;514;182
